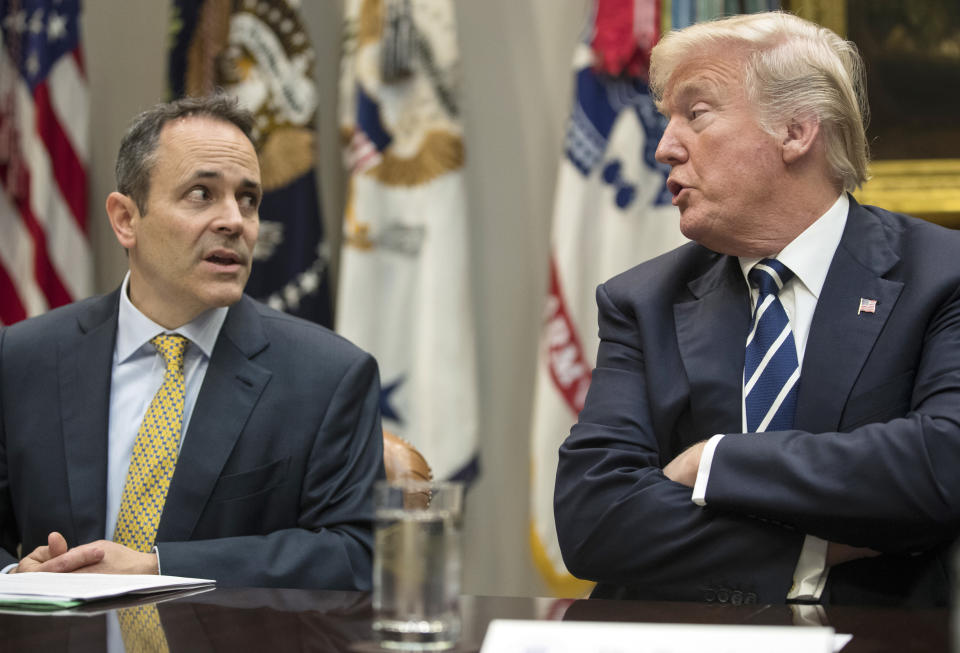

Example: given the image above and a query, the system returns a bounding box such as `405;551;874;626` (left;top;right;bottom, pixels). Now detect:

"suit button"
704;588;716;602
731;590;743;606
717;589;730;603
745;592;758;605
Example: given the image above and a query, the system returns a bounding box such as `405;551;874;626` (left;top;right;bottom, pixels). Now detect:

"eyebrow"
672;79;712;104
190;170;262;192
660;77;721;116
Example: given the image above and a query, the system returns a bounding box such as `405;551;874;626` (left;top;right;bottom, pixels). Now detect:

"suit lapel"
158;297;272;542
59;291;120;544
674;254;751;436
795;199;902;432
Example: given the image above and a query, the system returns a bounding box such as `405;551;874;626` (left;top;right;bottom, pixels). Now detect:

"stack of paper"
0;573;214;611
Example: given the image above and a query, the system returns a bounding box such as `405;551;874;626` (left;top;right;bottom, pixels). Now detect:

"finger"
18;544;53;568
39;545;105;573
47;532;68;558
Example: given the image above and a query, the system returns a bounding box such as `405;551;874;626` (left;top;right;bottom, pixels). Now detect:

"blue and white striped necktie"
744;259;800;432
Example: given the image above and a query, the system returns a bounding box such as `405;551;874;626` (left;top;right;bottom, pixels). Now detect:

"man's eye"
238;193;260;210
187;187;210;201
687;100;715;119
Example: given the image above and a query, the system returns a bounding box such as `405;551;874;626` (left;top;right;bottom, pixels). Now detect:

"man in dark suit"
0;95;383;589
555;12;960;606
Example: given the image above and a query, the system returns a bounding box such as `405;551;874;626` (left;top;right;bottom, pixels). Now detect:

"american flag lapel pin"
858;298;877;315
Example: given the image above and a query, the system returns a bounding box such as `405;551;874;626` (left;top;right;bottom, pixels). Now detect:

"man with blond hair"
555;12;960;606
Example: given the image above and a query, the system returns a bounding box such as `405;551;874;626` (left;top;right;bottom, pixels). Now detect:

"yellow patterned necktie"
114;335;187;653
114;334;188;551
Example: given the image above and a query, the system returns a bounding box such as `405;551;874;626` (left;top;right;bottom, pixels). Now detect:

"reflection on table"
0;587;948;652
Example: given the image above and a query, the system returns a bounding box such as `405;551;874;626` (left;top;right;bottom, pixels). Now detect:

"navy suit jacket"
555;197;960;606
0;290;384;589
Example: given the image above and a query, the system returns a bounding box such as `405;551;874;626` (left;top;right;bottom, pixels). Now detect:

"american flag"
858;298;877;315
0;0;90;325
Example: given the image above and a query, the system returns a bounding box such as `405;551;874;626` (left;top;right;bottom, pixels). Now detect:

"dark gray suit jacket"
555;197;960;606
0;291;384;589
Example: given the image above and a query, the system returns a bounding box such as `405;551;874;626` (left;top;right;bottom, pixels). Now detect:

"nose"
213;197;245;234
655;118;687;167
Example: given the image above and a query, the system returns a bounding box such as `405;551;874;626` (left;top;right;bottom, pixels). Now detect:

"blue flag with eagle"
168;0;332;326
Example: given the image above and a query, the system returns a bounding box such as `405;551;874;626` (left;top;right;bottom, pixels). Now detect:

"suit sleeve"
0;327;18;568
705;282;960;553
555;283;804;603
154;352;384;589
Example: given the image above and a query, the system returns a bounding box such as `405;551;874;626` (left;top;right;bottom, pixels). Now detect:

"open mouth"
205;250;242;266
667;179;685;197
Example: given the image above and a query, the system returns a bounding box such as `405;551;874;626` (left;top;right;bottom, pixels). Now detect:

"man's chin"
201;284;246;309
678;214;707;244
678;219;736;256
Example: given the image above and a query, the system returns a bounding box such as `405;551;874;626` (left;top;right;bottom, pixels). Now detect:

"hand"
827;541;881;567
63;540;159;575
14;532;104;573
663;441;707;487
14;532;158;575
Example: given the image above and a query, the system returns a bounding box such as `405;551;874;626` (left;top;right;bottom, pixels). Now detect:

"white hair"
650;11;870;191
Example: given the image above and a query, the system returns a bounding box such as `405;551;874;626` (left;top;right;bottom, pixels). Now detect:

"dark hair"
115;94;256;214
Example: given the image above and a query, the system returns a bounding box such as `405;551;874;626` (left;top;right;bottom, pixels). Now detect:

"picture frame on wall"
787;0;960;226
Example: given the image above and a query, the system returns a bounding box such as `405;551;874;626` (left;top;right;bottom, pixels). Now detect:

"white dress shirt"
691;193;849;601
106;273;228;541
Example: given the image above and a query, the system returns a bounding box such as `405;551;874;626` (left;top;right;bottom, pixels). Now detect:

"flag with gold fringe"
168;0;332;326
529;0;687;596
337;0;478;482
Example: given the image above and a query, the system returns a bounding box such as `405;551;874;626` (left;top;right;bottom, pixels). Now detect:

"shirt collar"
739;193;849;299
116;272;229;363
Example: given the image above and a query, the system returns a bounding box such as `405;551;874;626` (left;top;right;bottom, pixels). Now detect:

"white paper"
0;573;214;604
480;619;852;653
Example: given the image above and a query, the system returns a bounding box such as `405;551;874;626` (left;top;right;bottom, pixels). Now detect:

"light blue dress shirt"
102;275;229;653
105;273;228;541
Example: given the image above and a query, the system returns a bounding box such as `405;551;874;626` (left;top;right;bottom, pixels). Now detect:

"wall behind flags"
82;0;589;597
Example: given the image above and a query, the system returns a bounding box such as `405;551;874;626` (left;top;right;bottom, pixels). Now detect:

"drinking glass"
372;480;463;650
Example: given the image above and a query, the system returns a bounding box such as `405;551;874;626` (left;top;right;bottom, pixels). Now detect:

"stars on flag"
47;11;68;40
3;3;76;88
3;10;26;33
5;6;69;41
380;376;406;425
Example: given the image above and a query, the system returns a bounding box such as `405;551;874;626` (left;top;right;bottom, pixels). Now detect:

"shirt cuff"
1;563;17;574
787;535;829;601
691;433;725;506
153;546;162;575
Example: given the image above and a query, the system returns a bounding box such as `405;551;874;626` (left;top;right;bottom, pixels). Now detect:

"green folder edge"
0;598;84;610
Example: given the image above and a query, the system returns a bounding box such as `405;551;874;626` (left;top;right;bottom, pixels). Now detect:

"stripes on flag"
0;0;91;325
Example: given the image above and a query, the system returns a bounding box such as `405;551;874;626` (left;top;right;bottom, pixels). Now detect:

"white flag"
337;0;478;481
530;42;687;595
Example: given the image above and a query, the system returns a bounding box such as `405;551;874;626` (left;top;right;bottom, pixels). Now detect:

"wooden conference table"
0;587;950;652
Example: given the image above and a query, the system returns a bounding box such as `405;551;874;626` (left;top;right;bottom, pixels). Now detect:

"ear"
781;115;821;165
106;192;139;249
